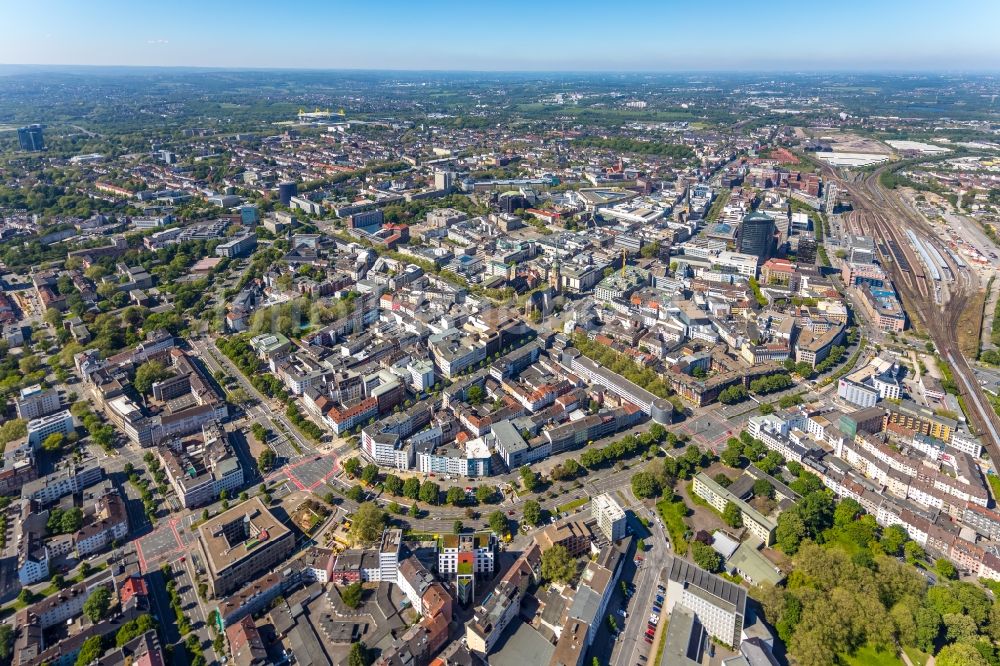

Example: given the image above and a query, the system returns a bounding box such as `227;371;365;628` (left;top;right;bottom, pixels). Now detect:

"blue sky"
1;0;998;71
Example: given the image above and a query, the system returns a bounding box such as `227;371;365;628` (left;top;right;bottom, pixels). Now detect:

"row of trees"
783;357;819;379
813;345;847;375
749;373;793;395
285;403;323;442
216;335;326;442
718;384;748;404
367;467;503;508
216;335;283;399
748;276;768;307
378;472;444;506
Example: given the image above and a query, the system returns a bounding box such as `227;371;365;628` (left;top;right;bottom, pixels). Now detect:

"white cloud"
146;39;169;45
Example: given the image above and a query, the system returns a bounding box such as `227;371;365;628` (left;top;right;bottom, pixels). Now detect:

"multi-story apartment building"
407;359;436;391
21;460;103;506
950;431;983;458
438;532;496;576
794;323;845;367
591;493;627;542
963;504;1000;542
416;440;492;477
15;385;61;421
535;519;594;557
20;569;117;629
361;403;431;469
692;472;776;545
323;397;378;435
0;449;38;496
275;355;328;396
396;556;436;612
26;410;74;448
16;500;49;585
562;349;672;424
79;340;228;447
559;543;626;654
883;400;956;442
215;233;258;258
858;284;906;333
377;561;453;666
429;328;488;378
74;491;129;557
159;423;244;508
379;529;402;584
838;377;880;408
466;543;542;655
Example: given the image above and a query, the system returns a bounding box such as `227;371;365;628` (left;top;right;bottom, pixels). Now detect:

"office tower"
17;125;45;151
277;181;297;206
665;557;746;650
240;204;260;226
737;212;777;259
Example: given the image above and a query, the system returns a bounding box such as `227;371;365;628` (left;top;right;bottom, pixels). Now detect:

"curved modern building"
737;212;777;259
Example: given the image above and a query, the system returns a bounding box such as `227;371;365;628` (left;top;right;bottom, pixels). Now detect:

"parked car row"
644;584;666;645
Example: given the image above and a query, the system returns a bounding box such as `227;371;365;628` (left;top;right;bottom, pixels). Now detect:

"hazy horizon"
2;0;999;72
1;64;999;76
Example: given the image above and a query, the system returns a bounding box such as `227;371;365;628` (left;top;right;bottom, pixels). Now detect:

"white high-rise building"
379;529;402;584
591;493;626;541
434;170;455;192
15;385;61;420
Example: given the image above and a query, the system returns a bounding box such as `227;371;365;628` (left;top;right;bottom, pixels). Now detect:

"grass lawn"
403;531;440;541
840;645;904;666
1;599;28;614
902;647;930;666
988;474;1000;502
555;496;589;514
656;494;690;555
38;583;60;597
652;617;668;665
685;481;726;520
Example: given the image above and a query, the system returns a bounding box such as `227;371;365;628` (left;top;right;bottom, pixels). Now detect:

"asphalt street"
610;492;671;666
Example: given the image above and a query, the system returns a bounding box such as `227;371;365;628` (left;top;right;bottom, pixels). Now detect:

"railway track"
823;161;1000;454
